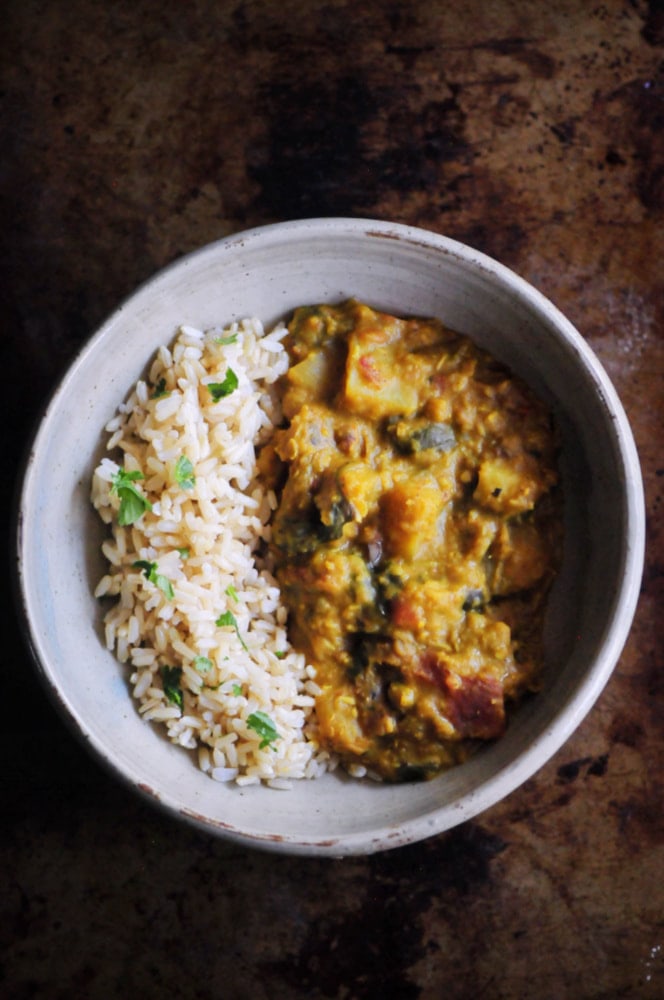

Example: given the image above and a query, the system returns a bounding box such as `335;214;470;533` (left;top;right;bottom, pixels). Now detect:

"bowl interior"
16;219;644;855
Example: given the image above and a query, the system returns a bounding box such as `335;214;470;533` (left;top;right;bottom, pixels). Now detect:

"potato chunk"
380;473;445;560
343;332;419;419
474;457;542;514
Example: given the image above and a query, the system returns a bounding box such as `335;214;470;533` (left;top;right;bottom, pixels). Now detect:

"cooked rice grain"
91;318;333;786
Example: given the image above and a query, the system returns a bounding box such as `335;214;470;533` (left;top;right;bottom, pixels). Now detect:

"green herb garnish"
110;468;152;526
174;454;196;490
225;584;239;602
275;650;287;660
161;666;183;710
247;711;280;750
132;560;174;600
208;368;238;401
177;547;190;560
232;683;243;696
215;609;248;651
215;332;239;346
151;377;169;399
193;655;213;674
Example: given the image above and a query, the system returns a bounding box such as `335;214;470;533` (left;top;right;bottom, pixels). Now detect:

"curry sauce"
262;300;562;781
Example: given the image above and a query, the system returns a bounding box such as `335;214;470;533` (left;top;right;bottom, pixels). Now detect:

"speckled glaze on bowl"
15;218;645;856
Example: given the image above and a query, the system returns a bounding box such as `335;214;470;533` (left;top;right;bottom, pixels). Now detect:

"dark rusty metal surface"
2;2;662;997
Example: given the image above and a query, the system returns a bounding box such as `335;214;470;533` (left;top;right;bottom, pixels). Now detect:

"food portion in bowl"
265;300;562;780
91;300;562;787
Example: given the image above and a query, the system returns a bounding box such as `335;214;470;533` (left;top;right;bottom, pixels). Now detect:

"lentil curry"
262;300;562;781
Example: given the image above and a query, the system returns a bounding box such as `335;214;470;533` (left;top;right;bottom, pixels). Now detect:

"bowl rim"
13;217;646;855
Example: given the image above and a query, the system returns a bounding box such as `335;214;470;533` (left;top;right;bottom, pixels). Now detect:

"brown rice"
91;318;336;788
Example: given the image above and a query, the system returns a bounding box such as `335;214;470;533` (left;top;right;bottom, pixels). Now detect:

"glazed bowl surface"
15;218;645;855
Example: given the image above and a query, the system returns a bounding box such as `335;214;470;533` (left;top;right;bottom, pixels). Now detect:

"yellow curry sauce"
261;300;562;781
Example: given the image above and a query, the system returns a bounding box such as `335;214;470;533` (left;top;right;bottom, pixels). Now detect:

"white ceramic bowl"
15;218;645;856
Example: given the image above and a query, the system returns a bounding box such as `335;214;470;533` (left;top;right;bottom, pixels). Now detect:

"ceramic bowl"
15;218;645;856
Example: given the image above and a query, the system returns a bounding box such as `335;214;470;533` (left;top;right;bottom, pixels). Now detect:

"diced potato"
337;461;382;520
282;341;345;418
490;521;552;595
380;474;444;560
343;334;419;419
316;684;370;756
474;457;541;514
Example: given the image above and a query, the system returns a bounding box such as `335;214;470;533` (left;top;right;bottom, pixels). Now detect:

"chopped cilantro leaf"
247;711;280;750
215;609;248;651
116;490;148;526
275;650;287;660
232;683;243;696
151;377;169;399
132;560;174;600
225;584;239;602
193;655;212;674
175;454;196;490
113;469;144;483
177;547;190;560
208;368;238;401
161;666;183;710
216;610;235;628
110;468;152;526
154;575;174;600
215;332;239;346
